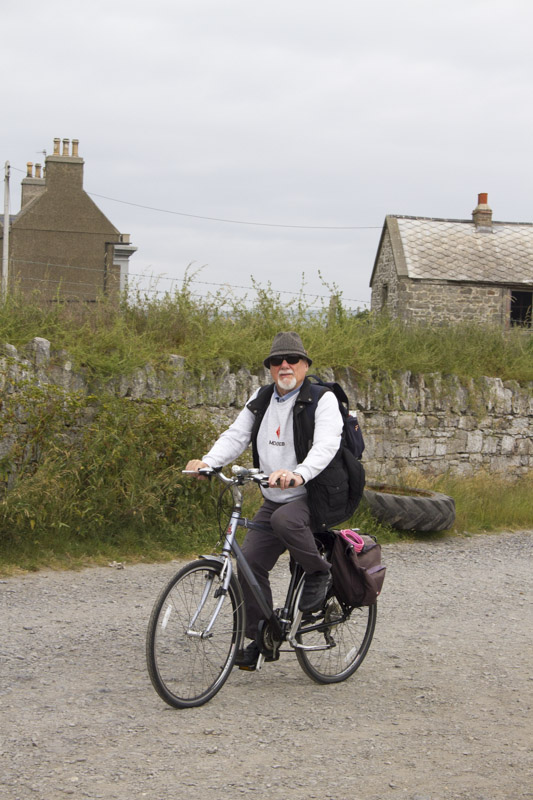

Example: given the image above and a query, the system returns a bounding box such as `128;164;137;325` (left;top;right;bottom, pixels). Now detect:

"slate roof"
373;215;533;287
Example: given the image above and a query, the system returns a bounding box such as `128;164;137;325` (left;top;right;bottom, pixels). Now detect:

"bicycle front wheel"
146;558;244;708
295;594;376;684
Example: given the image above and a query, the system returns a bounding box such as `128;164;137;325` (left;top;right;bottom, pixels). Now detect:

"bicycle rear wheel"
295;593;376;684
146;558;244;708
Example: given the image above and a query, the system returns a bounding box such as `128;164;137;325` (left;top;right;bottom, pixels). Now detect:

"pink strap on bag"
338;529;365;552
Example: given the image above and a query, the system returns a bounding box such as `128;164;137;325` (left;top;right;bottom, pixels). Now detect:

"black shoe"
299;570;332;613
235;642;261;669
234;641;278;671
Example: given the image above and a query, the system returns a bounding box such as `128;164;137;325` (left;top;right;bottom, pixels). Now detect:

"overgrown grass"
341;471;533;548
408;471;533;535
1;454;531;575
0;282;532;573
0;393;221;572
0;278;532;382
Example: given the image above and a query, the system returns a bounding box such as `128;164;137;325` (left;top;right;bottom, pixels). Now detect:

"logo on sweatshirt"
269;424;285;447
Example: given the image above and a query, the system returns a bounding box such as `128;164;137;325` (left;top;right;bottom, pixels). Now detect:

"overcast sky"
3;0;533;311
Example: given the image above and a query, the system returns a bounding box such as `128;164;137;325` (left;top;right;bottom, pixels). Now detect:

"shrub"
0;392;221;565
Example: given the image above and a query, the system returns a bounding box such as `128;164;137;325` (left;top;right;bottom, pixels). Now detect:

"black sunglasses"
269;355;302;367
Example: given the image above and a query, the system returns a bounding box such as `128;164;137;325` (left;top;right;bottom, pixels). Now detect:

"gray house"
370;194;533;327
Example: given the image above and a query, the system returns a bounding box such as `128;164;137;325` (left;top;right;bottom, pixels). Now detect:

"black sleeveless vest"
247;378;365;531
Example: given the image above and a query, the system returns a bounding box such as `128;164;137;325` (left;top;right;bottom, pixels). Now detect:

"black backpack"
307;375;365;460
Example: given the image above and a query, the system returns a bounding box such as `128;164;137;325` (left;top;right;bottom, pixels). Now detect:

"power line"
87;191;381;231
7;160;374;306
12;160;381;230
10;258;371;306
13;273;366;310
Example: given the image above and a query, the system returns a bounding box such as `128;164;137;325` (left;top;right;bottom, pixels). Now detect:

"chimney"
472;192;493;230
21;161;46;208
44;136;84;191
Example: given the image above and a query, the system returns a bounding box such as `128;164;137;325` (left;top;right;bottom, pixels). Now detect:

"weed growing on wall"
0;280;532;382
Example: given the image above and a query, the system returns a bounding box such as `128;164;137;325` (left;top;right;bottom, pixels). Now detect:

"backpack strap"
307;375;364;458
308;374;350;410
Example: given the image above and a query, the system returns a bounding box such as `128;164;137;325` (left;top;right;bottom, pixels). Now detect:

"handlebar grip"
182;467;216;478
274;478;295;487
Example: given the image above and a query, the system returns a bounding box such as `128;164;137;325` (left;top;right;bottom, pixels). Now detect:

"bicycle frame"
211;469;285;643
148;466;377;708
186;466;349;659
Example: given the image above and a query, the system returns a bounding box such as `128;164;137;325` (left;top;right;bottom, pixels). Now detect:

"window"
510;290;533;327
381;283;389;311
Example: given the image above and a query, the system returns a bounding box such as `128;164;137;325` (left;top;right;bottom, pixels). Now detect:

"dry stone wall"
1;338;532;481
396;280;507;326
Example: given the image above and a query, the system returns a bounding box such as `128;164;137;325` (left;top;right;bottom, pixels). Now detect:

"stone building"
0;138;136;302
370;194;533;327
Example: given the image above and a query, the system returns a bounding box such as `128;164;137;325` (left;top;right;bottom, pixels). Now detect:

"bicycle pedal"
301;610;321;623
237;651;278;671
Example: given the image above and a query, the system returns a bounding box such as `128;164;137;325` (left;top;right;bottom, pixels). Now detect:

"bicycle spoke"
295;593;376;683
146;560;244;708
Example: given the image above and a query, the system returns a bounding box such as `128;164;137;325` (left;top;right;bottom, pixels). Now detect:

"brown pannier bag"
329;531;386;607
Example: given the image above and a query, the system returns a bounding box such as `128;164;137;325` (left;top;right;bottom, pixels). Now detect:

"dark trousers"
238;496;331;639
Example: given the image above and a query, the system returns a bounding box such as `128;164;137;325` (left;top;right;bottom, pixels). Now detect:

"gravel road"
1;531;532;800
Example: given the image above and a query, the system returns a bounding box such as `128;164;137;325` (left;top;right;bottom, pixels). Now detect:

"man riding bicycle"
185;331;365;669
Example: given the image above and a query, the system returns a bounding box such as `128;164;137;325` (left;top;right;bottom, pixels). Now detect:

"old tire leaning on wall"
363;483;456;532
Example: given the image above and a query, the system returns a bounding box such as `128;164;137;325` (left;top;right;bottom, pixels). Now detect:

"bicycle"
146;466;377;708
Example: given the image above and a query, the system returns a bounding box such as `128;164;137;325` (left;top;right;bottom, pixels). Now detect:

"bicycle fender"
198;555;234;594
198;554;225;565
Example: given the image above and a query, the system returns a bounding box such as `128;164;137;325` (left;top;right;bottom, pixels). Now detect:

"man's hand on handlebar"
184;459;211;479
183;463;303;489
269;469;304;490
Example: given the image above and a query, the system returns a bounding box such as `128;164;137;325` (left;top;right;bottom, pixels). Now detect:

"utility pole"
2;161;10;300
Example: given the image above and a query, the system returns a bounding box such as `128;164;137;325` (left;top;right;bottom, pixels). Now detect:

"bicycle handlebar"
182;466;271;488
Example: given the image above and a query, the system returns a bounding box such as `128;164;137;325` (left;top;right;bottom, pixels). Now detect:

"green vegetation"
1;433;531;573
0;378;220;571
343;471;533;546
414;471;533;536
0;283;531;573
0;278;532;382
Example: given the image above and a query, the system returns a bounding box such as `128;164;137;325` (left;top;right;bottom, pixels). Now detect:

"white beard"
277;374;297;392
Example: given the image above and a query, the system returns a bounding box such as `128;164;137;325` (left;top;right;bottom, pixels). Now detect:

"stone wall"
370;229;402;316
352;370;532;479
395;280;508;326
1;338;532;481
